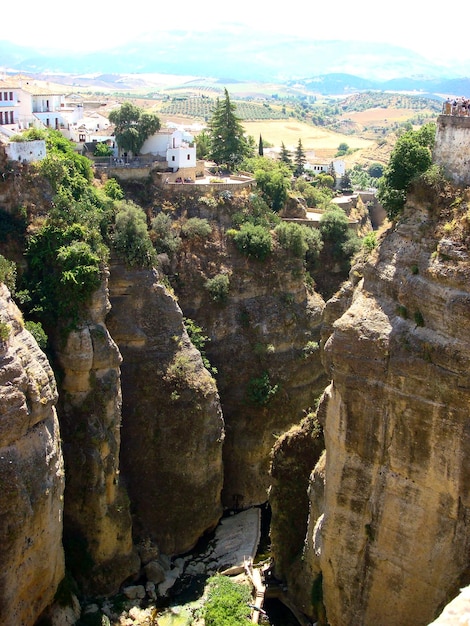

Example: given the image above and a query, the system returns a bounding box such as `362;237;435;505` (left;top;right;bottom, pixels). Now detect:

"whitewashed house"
0;78;83;136
140;129;196;172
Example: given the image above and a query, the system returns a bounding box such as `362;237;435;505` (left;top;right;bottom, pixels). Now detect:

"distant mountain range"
1;28;469;96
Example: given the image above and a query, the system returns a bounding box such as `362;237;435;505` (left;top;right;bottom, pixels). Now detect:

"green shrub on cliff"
0;254;17;293
150;212;182;256
205;273;230;303
247;371;279;406
228;223;272;261
181;217;212;239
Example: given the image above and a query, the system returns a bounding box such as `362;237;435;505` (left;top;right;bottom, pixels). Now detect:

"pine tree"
279;142;292;168
294;139;307;177
258;134;264;156
208;89;249;170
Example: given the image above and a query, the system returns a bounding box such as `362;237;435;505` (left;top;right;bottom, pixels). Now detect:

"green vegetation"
9;128;46;142
151;212;182;256
377;123;436;219
112;201;156;267
161;95;288;121
205;273;230;303
228;223;272;261
184;317;217;376
242;156;291;212
0;254;17;292
109;101;161;156
181;217;212;239
0;320;11;342
93;142;113;157
25;320;48;349
319;206;360;261
103;178;124;200
202;575;252;626
294;139;307;177
208;89;253;169
362;231;378;252
19;130;112;330
247;371;279;406
274;221;323;260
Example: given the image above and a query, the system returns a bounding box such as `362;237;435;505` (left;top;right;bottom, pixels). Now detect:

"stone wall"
433;114;470;185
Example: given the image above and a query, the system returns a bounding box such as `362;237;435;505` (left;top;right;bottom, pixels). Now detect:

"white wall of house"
140;130;174;157
167;146;196;171
140;129;196;171
5;139;46;162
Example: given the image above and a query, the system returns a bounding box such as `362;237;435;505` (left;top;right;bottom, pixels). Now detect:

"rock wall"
173;227;326;509
55;271;139;595
316;183;470;625
433;115;470;186
107;262;224;556
0;284;64;626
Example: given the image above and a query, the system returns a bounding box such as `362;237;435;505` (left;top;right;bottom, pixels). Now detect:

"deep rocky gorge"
270;180;470;625
1;131;470;626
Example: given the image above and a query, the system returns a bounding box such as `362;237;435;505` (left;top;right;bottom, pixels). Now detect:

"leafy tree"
208;89;251;169
377;123;435;219
335;142;349;156
339;171;352;191
294;139;307;177
368;162;384;178
319;206;360;261
109;102;160;156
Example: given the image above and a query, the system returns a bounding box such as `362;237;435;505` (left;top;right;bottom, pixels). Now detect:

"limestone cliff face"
107;261;224;555
173;227;326;509
55;271;139;594
269;411;324;614
0;284;64;626
317;182;470;626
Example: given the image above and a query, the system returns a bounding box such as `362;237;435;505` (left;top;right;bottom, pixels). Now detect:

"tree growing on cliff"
208;89;251;169
109;102;161;156
377;122;436;219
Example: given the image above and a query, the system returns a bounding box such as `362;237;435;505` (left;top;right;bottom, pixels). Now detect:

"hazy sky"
3;0;469;65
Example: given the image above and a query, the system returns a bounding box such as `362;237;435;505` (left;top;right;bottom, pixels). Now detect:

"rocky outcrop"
0;284;64;626
173;225;326;508
316;183;470;625
55;271;139;595
107;262;224;555
269;411;324;617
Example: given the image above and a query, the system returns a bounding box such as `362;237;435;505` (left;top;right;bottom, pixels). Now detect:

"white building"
140;129;196;172
0;78;83;136
306;159;346;178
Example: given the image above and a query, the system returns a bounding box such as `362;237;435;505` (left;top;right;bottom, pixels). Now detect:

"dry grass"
242;119;373;156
